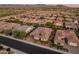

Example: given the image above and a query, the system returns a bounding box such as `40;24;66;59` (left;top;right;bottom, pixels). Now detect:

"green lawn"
0;9;16;17
0;8;27;17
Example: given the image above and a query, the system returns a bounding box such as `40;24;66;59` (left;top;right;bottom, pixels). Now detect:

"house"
65;18;73;22
65;21;77;29
57;17;64;21
13;25;34;33
0;21;21;31
0;21;34;33
30;27;53;41
53;19;63;27
54;30;79;47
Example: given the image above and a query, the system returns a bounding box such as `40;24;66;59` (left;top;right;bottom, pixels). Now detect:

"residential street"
0;36;62;54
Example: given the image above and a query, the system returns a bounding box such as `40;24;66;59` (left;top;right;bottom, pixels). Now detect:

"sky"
0;0;79;7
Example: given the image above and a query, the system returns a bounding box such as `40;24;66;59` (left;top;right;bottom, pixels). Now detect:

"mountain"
64;4;79;8
0;4;67;8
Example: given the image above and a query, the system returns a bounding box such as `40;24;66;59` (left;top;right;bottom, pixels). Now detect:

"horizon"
0;4;79;7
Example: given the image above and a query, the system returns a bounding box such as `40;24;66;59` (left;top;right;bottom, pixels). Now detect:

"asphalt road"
0;36;62;54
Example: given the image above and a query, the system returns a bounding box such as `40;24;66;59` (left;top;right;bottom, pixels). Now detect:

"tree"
52;24;56;30
12;30;20;38
45;22;53;28
75;29;79;38
14;19;23;25
10;17;15;19
39;16;45;19
32;23;39;27
63;22;65;28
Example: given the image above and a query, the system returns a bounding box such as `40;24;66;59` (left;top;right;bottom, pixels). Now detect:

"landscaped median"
0;34;68;54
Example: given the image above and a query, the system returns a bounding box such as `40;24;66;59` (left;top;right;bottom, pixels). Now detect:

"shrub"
45;22;53;28
12;30;27;39
1;29;12;36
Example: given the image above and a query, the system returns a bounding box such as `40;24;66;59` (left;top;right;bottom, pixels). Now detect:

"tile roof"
30;27;53;41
